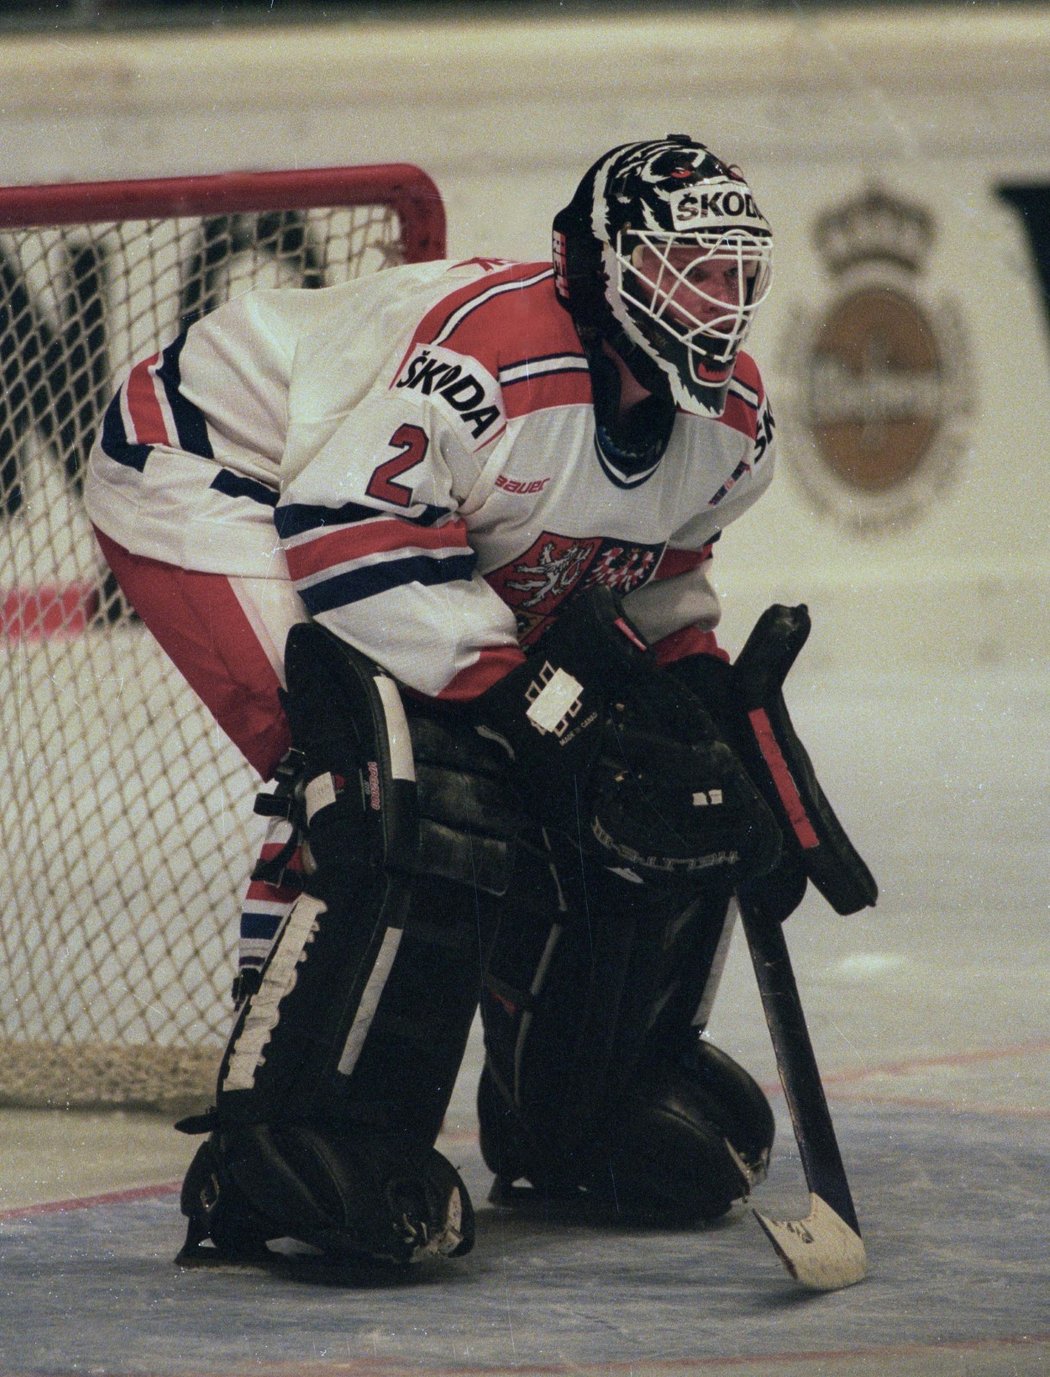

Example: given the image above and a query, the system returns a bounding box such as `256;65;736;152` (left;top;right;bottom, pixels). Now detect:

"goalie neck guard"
553;136;773;417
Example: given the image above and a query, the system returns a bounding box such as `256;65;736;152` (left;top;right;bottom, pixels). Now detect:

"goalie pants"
94;530;310;976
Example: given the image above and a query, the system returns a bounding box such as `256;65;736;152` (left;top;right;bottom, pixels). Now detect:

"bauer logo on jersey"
394;343;504;445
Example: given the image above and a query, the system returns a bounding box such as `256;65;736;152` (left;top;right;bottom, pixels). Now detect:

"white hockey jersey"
85;258;776;700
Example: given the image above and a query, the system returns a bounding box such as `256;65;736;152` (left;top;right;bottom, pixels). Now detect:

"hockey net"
0;165;446;1112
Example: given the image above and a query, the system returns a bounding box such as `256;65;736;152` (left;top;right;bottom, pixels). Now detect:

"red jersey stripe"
502;368;592;418
285;517;470;582
124;353;171;446
434;643;526;701
438;273;571;369
717;352;764;439
652;625;727;665
258;841;304;870
719;389;759;440
245;878;301;904
654;545;713;580
398;263;547;364
397;264;582;395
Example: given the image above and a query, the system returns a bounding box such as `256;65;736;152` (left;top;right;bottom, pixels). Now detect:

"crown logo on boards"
814;186;935;276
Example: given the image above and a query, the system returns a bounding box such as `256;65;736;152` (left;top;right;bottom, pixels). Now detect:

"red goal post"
0;164;446;1112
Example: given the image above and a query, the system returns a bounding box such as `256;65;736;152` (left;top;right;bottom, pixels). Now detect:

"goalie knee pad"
593;1040;774;1223
481;1027;772;1223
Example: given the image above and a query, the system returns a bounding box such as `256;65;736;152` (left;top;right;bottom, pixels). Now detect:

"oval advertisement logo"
779;187;973;535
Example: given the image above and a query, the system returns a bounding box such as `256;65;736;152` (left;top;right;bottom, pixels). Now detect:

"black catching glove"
473;587;781;887
667;604;878;920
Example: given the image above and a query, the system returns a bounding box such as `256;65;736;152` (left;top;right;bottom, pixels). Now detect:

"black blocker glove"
667;604;878;920
473;587;782;888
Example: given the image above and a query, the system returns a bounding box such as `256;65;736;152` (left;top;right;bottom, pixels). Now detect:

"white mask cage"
614;227;774;385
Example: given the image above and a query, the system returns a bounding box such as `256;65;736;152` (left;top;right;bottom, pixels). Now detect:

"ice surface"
1;664;1046;1377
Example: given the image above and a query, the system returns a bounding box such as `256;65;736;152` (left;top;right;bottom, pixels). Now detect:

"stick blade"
752;1192;867;1291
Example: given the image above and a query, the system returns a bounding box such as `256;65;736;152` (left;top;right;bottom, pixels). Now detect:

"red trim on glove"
747;707;820;850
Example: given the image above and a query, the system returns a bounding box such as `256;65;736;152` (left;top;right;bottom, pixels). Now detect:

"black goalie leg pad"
180;877;480;1268
179;627;487;1266
479;842;771;1222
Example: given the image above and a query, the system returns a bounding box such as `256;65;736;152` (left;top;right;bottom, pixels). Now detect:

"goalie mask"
553;137;773;416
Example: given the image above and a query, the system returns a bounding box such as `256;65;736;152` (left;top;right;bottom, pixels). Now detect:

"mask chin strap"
586;335;676;484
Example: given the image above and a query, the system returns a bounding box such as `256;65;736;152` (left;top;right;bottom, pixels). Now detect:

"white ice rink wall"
2;4;1048;669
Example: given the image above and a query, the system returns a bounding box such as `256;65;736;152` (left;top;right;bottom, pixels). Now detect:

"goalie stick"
738;885;866;1291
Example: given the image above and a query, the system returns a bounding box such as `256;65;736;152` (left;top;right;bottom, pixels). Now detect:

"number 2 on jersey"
366;424;428;508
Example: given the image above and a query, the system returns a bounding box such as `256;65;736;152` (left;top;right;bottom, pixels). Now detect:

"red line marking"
0;1337;1044;1377
0;1180;179;1222
757;1037;1050;1116
825;1090;1050;1119
0;1128;478;1221
2;1047;1044;1222
275;1333;1050;1377
821;1036;1050;1086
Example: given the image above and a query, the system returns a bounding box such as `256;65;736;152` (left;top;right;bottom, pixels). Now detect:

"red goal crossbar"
0;162;446;260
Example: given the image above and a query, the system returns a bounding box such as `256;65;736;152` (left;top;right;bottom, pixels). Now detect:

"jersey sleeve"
275;368;524;701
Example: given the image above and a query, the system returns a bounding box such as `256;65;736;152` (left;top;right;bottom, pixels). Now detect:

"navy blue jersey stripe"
275;497;450;539
299;552;477;614
156;334;215;459
239;913;283;939
209;469;278;507
593;435;662;490
99;393;153;472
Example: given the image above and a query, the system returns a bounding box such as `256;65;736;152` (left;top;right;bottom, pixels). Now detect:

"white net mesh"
0;170;443;1110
